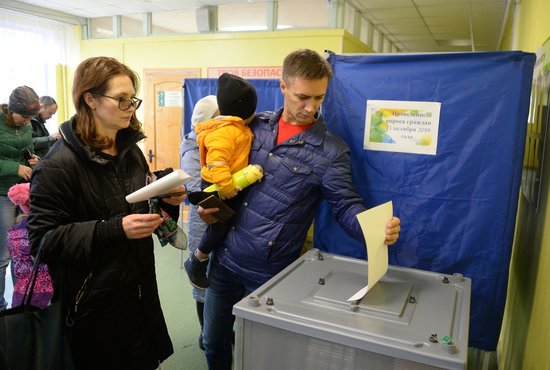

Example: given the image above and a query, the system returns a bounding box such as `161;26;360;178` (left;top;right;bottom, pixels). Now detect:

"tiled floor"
155;241;208;370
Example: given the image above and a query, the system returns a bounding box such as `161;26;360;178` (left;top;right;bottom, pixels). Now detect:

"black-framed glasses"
99;94;142;111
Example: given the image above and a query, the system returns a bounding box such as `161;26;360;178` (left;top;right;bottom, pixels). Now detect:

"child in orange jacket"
184;73;258;289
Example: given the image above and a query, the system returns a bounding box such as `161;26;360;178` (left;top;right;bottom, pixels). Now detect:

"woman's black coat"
28;117;175;369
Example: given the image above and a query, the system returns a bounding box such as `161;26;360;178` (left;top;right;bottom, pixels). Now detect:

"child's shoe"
184;251;210;289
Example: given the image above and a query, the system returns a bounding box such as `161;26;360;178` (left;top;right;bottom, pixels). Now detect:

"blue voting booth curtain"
314;52;535;351
182;78;283;135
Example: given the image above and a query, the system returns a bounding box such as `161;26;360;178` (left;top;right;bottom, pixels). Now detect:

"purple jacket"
7;218;53;308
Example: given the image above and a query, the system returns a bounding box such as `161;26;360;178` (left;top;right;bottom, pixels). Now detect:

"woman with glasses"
28;57;186;369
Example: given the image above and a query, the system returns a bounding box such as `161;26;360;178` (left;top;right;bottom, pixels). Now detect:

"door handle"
147;149;154;163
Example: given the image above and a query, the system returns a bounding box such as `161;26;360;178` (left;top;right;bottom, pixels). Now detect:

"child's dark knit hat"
216;73;257;120
8;86;40;117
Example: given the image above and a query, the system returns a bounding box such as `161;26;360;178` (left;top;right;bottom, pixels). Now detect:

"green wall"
498;1;550;369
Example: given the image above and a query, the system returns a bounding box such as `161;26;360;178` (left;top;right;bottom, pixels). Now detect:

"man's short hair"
282;49;333;83
39;96;57;108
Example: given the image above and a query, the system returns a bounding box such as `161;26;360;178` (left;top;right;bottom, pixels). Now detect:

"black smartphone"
23;148;33;161
198;195;235;222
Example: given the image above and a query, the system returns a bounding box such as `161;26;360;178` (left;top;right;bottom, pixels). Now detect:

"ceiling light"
220;25;268;32
219;25;293;32
445;39;472;47
94;28;113;35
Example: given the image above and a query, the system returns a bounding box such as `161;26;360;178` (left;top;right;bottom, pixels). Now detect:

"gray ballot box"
233;249;471;370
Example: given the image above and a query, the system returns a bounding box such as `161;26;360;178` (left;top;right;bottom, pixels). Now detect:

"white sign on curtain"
364;100;441;155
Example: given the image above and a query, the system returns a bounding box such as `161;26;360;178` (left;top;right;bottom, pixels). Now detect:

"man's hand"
197;205;220;224
385;217;401;245
160;185;187;206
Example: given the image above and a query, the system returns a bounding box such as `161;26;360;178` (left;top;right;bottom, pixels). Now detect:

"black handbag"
0;231;74;370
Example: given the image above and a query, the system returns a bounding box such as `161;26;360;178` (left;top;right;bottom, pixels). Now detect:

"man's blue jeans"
203;258;261;370
0;196;16;310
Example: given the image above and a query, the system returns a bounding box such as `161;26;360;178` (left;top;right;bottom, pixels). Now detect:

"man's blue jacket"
215;108;367;284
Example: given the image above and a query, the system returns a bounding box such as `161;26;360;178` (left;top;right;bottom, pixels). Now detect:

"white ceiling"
349;0;510;52
5;0;511;52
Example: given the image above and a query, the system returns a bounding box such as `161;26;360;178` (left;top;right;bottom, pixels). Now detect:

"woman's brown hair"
72;56;142;150
1;104;16;126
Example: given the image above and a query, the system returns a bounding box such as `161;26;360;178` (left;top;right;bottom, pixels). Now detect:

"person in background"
27;56;186;369
0;85;41;310
198;49;401;370
6;182;53;308
184;73;257;290
180;94;219;351
31;95;60;158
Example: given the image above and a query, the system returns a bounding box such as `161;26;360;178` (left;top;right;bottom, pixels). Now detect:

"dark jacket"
28;116;174;369
216;108;366;284
31;115;56;158
0;112;33;195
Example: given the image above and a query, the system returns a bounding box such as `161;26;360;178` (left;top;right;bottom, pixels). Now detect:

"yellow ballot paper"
347;200;393;302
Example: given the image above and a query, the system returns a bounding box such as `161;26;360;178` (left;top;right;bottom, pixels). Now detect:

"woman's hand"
122;213;163;239
28;155;40;167
384;217;401;245
17;164;32;181
160;185;187;206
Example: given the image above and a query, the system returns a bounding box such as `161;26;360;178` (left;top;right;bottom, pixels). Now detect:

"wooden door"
143;69;201;172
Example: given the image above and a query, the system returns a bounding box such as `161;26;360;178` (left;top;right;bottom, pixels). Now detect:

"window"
278;0;328;29
90;16;114;38
0;10;78;132
121;14;143;37
218;2;266;32
344;2;355;34
152;10;198;35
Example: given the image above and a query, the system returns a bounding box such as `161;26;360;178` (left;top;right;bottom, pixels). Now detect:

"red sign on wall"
207;66;282;79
